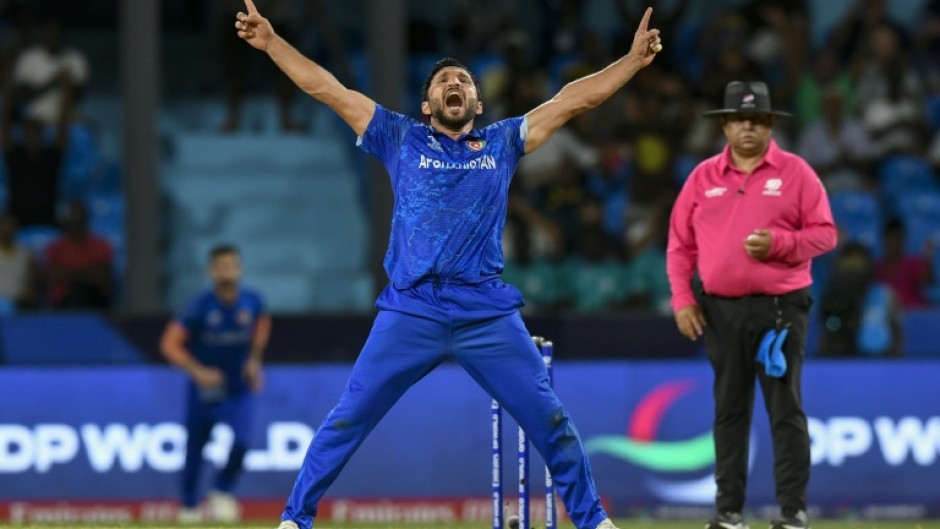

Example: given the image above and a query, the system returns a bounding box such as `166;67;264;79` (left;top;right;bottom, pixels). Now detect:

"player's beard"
431;98;476;132
215;279;239;291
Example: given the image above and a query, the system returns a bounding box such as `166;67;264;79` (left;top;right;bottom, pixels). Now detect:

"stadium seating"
672;154;700;186
929;244;940;305
569;259;628;313
0;163;6;211
828;189;883;256
548;53;581;93
162;111;373;313
926;93;940;132
895;191;940;255
15;225;62;262
500;258;567;311
61;123;104;198
878;155;939;214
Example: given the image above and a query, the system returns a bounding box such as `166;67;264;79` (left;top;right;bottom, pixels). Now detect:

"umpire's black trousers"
699;287;812;514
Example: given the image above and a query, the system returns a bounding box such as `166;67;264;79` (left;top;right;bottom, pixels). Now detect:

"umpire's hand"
674;305;706;341
744;229;772;260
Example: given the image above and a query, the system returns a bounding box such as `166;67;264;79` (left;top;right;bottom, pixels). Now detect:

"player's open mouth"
445;91;463;110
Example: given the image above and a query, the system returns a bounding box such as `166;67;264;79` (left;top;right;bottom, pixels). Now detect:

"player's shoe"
176;506;203;524
706;511;749;529
277;521;300;529
206;490;241;523
595;518;620;529
770;509;809;529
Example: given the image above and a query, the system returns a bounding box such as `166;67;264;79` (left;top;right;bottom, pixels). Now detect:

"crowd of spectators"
0;4;115;313
5;0;940;342
404;0;940;331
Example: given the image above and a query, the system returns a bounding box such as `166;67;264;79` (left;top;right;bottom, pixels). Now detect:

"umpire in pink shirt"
667;81;837;529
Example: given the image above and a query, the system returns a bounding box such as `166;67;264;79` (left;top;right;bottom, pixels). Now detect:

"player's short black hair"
209;244;240;262
421;58;478;102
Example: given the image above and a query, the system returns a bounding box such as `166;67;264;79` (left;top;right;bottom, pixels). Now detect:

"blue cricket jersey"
357;104;527;289
176;288;266;396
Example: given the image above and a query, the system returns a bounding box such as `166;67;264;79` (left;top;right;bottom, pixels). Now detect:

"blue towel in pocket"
756;327;788;377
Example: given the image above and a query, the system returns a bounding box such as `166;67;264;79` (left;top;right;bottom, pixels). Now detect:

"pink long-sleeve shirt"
667;140;837;312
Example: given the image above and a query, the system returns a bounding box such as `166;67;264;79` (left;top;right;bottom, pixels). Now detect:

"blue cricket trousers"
182;387;254;507
282;279;607;529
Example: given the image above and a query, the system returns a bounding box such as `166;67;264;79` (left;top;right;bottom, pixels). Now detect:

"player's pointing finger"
244;0;259;15
638;6;652;32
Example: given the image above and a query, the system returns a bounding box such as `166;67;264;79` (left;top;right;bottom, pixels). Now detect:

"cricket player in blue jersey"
161;244;272;524
236;2;661;528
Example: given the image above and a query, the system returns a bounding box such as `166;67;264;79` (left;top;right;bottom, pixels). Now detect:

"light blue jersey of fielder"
357;104;527;289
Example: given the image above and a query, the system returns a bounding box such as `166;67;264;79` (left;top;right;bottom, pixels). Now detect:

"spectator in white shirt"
797;86;876;192
11;18;88;125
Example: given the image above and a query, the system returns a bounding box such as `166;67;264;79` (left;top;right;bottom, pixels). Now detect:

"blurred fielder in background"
160;244;271;523
235;1;660;528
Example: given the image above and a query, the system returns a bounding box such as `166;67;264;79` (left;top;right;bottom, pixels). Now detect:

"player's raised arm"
235;0;374;136
523;7;661;154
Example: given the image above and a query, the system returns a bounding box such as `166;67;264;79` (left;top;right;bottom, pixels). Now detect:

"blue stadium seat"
85;160;122;194
672;155;700;186
828;190;883;256
87;192;125;233
407;53;441;115
0;150;7;186
903;217;940;257
672;21;704;81
927;94;940;132
242;272;315;313
86;190;126;274
569;259;628;313
15;225;62;261
62;123;104;198
470;54;505;84
346;50;372;95
501;259;567;310
0;295;14;315
548;54;581;93
895;192;940;255
896;190;940;214
929;245;940;305
878;155;939;213
309;272;375;312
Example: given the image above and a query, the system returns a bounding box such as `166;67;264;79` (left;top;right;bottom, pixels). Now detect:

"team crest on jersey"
467;140;486;151
237;308;253;326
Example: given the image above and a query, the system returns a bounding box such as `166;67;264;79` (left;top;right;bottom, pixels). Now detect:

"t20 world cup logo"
584;380;756;504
